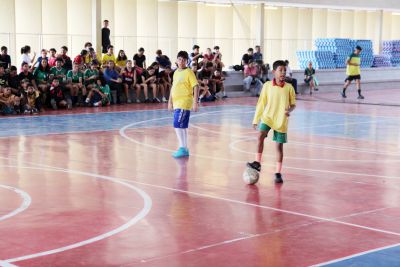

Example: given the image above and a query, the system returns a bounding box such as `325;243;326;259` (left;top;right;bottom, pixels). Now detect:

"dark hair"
117;50;127;61
214;46;220;50
177;51;189;60
21;45;31;54
273;60;286;70
55;57;64;63
61;46;68;51
89;47;95;52
21;62;29;67
156;49;162;55
147;66;154;71
150;62;159;68
91;60;99;65
80;49;88;56
355;45;362;51
41;49;47;53
206;61;214;68
138;47;145;52
284;60;289;64
50;48;56;53
39;59;50;72
247;48;253;52
193;45;200;50
107;45;114;50
1;46;7;51
104;19;109;23
10;66;17;71
255;45;260;48
84;42;92;47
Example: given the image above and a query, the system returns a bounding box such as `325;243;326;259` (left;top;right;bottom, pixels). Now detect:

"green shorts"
259;123;287;143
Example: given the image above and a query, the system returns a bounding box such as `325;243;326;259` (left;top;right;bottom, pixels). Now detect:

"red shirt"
48;57;57;67
203;53;214;61
74;55;83;65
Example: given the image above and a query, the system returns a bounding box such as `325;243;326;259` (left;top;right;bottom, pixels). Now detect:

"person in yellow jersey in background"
341;45;364;99
247;60;296;183
168;51;199;158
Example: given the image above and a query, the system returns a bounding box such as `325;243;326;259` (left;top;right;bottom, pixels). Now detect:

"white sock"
175;128;185;148
183;128;188;148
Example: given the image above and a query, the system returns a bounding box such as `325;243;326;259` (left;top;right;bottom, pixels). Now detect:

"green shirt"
67;70;83;83
84;69;99;83
50;67;66;83
34;68;49;83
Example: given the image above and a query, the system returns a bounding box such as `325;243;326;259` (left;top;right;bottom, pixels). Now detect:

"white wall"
1;0;400;69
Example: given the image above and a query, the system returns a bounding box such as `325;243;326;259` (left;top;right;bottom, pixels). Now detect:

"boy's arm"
285;87;297;117
252;84;267;129
192;85;199;112
168;92;173;111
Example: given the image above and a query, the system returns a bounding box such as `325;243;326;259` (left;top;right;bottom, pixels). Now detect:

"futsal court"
0;87;399;267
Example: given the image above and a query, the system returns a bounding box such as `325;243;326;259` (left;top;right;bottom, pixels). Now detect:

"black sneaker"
246;161;261;172
341;92;347;98
153;98;161;103
274;173;283;183
314;88;319;91
144;98;151;103
357;94;364;100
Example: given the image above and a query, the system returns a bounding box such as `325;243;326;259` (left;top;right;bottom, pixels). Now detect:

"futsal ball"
243;167;260;185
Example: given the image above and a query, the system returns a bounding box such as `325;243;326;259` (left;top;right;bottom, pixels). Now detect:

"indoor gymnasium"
0;0;400;266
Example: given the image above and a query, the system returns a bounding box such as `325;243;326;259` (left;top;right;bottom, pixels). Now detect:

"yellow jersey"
171;68;198;110
102;54;116;65
346;53;361;76
116;59;127;68
252;80;296;133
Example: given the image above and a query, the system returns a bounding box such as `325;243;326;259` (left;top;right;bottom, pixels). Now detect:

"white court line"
119;110;400;181
239;104;400;119
0;260;17;267
1;156;398;264
228;138;400;163
0;185;31;222
311;242;400;266
191;122;400;157
137;206;392;263
0;165;152;265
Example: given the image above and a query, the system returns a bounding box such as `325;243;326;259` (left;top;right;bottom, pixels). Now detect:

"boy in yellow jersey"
102;45;116;66
247;60;296;183
341;46;364;99
168;51;199;158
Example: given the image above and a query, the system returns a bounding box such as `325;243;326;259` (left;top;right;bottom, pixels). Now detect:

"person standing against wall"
102;20;111;54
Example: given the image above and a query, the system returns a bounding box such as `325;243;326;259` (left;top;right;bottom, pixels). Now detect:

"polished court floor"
0;88;400;267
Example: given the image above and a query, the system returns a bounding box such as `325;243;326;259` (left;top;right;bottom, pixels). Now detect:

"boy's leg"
272;130;287;183
172;109;190;158
247;123;270;172
243;76;252;91
355;79;364;99
342;78;351;98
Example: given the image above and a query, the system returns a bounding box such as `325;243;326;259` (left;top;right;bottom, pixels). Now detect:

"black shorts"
345;75;361;81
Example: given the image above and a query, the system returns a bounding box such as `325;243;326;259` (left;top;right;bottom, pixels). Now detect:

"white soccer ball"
243;167;260;185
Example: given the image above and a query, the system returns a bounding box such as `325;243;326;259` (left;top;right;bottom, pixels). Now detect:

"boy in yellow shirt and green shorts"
247;60;296;183
341;45;364;99
168;51;199;158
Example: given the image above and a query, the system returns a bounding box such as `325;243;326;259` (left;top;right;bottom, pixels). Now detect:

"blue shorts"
173;109;190;128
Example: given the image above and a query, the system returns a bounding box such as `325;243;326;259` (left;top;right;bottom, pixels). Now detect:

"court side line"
119;114;400;181
119;178;400;236
137;206;392;263
310;242;400;267
238;104;400;119
228;138;400;163
2;159;399;265
3;157;397;240
192;122;400;157
0;261;17;267
0;165;152;264
0;185;31;222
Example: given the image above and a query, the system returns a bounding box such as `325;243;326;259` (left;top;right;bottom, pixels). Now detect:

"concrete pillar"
255;4;265;53
92;0;102;56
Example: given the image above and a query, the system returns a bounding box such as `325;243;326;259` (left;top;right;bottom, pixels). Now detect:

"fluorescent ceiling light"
393;12;400;15
264;6;278;10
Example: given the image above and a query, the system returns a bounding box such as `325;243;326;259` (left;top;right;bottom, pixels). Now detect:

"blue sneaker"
172;147;189;158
